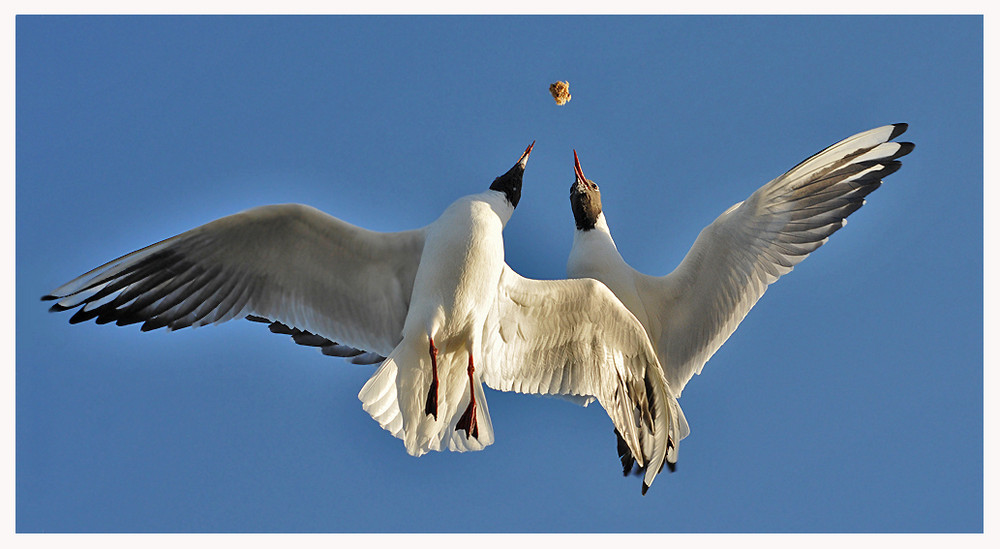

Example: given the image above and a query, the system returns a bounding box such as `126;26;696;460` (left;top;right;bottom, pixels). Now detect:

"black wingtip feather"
115;315;145;327
41;294;57;301
876;161;903;179
140;318;168;332
68;306;101;324
642;483;649;496
894;141;915;159
48;302;72;313
668;461;677;473
889;123;909;140
614;428;636;476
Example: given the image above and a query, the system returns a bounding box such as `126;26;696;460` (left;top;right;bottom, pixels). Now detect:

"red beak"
518;141;535;168
573;149;586;182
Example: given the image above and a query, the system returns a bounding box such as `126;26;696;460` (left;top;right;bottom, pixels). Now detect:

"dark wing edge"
245;315;385;365
42;203;425;360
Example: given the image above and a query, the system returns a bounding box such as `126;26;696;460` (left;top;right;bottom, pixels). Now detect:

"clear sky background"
15;14;983;533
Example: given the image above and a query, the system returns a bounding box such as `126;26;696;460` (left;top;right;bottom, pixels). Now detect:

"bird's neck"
478;189;516;227
570;212;622;262
579;211;613;238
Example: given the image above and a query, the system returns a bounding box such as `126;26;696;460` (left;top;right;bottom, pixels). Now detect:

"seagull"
42;143;683;493
566;124;914;472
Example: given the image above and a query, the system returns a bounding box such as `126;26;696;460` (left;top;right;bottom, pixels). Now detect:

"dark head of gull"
569;150;603;231
490;141;534;208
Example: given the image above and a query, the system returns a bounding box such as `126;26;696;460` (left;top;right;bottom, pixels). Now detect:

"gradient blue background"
16;15;983;532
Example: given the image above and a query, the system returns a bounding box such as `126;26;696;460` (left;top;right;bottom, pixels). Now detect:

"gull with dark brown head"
567;124;914;474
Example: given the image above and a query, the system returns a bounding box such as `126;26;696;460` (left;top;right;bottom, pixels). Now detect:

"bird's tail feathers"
358;341;495;456
358;349;407;448
443;370;495;452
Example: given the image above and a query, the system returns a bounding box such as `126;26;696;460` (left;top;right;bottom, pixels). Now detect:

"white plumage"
44;143;683;493
567;124;913;470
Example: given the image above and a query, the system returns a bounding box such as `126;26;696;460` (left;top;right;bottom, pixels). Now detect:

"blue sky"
15;15;983;533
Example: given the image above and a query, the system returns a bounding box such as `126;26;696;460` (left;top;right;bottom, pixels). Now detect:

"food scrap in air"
549;81;571;105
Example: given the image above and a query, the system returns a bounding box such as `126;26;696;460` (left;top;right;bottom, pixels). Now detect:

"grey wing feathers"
42;203;424;360
647;123;914;395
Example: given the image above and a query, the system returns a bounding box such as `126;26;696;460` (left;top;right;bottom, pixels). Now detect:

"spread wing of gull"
42;203;425;359
480;265;688;493
641;123;914;396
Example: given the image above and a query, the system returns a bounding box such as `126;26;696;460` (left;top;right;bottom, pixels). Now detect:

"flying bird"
42;143;684;493
566;124;914;472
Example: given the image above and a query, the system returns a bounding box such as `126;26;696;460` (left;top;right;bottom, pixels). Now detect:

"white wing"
43;203;426;357
480;265;688;493
643;123;914;395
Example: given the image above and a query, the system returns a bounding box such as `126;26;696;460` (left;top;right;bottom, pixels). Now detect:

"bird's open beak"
571;150;590;196
573;150;587;184
518;141;535;169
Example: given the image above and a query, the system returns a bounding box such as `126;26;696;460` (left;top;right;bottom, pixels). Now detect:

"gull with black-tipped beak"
567;124;914;473
43;142;684;493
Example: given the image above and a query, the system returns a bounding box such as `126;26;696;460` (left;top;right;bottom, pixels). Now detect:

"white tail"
357;351;405;444
358;338;496;456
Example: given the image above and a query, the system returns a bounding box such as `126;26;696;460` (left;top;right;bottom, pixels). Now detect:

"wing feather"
43;203;425;358
481;266;689;492
643;124;913;395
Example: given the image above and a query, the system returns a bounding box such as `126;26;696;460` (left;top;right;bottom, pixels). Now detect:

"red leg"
424;337;439;419
455;354;478;439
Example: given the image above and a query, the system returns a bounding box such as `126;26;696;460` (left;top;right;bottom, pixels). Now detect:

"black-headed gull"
43;143;683;493
566;124;914;472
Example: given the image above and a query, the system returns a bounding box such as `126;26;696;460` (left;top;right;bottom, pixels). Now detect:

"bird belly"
406;205;505;342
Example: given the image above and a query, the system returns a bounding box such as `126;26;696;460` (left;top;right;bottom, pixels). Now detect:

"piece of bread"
549;81;571;105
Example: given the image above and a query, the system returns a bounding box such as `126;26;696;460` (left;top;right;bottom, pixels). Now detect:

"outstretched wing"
644;123;914;395
480;265;688;493
42;203;425;357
